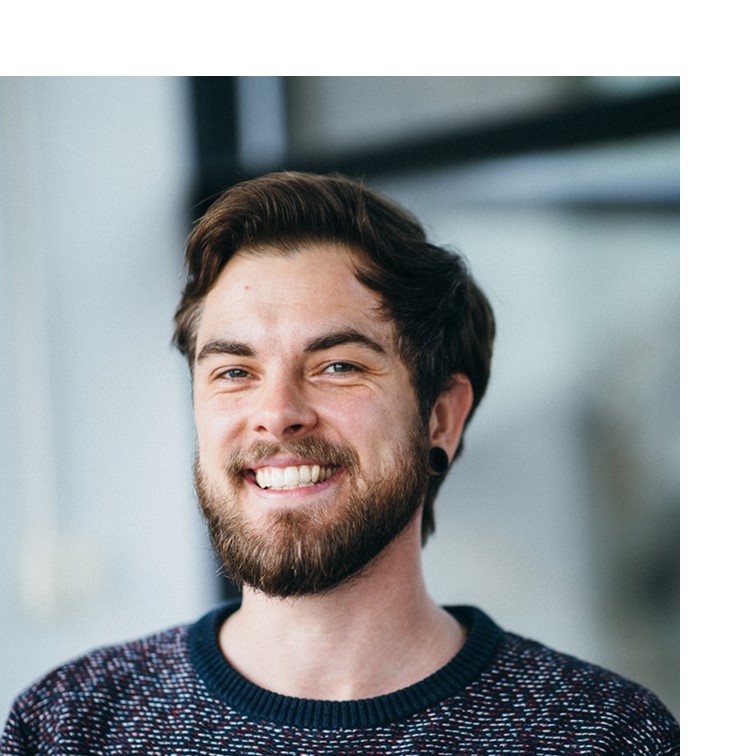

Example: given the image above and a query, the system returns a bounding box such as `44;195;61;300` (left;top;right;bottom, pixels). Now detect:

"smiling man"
2;173;679;754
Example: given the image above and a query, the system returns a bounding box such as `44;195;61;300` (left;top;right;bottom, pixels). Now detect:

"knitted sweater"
2;603;679;754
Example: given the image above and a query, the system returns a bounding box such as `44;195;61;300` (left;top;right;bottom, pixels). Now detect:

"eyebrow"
304;329;386;356
195;329;386;364
196;339;256;363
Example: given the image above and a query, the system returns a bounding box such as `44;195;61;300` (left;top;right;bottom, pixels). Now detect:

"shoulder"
451;607;679;753
4;622;192;749
28;622;190;697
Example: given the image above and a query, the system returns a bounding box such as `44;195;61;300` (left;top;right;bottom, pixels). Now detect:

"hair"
174;172;495;541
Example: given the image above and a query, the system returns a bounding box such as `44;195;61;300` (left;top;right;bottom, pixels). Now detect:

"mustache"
226;438;359;477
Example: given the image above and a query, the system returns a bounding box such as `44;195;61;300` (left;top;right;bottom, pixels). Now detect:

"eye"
323;362;360;374
218;367;251;380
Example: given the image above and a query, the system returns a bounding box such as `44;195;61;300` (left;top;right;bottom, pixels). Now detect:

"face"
192;244;432;597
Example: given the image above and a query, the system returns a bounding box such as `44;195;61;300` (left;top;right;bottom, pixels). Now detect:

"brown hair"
174;172;495;540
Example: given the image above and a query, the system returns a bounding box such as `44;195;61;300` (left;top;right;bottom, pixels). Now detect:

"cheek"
194;400;246;460
328;395;422;460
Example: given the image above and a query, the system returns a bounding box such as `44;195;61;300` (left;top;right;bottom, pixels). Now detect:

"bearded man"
2;172;679;754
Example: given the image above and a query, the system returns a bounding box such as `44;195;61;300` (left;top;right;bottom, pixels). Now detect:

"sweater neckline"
188;602;503;730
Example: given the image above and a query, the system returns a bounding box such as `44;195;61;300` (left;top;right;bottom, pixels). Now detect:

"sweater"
2;603;679;754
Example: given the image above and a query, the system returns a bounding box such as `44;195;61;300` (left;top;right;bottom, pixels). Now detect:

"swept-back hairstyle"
174;172;495;540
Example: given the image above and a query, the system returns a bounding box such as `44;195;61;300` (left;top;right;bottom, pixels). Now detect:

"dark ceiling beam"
190;80;679;216
283;87;679;180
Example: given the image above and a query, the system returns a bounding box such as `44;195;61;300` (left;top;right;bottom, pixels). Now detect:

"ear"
427;373;474;461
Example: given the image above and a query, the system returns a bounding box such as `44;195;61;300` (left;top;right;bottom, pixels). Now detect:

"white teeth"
298;465;312;484
254;464;335;490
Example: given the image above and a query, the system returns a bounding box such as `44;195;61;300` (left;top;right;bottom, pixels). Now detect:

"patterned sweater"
2;603;679;754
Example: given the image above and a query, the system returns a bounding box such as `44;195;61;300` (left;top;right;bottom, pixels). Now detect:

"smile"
252;464;338;490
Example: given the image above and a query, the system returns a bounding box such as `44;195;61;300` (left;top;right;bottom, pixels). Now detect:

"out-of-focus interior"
0;76;679;718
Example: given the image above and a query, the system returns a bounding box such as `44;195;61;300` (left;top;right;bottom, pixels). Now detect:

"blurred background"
0;76;679;719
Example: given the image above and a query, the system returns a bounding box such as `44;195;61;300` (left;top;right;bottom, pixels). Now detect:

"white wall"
0;77;216;718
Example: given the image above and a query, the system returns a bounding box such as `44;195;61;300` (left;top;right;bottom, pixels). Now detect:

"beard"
194;425;430;598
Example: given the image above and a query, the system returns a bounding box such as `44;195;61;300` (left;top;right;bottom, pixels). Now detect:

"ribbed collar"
188;602;504;730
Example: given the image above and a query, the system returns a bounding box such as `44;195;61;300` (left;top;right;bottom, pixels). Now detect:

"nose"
249;372;317;440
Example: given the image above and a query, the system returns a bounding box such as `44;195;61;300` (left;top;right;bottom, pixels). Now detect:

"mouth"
247;464;339;491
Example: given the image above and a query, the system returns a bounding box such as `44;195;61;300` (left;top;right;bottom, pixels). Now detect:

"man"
2;172;679;753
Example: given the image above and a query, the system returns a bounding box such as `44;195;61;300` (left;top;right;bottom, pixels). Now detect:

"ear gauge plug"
428;447;449;475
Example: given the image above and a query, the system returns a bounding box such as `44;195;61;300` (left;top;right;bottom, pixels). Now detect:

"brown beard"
194;427;430;598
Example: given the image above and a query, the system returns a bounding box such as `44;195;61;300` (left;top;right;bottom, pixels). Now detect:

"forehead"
196;243;389;343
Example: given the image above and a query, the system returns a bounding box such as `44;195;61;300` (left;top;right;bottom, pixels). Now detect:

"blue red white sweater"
2;603;679;754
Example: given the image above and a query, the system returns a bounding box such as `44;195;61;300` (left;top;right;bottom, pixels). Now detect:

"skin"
192;243;474;700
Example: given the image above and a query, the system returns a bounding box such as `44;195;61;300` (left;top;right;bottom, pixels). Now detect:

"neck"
218;519;464;700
